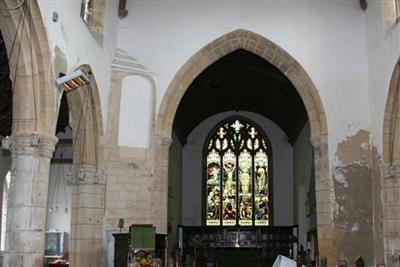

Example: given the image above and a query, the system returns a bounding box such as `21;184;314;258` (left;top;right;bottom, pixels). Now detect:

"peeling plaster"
336;129;371;166
334;130;374;264
371;146;385;264
333;168;349;188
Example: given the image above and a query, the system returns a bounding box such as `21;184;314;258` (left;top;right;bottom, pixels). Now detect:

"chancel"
1;1;400;267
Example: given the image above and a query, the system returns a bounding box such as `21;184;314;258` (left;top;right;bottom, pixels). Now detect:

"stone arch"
64;65;105;267
383;59;400;165
0;0;58;136
154;29;334;261
66;64;105;170
382;58;400;262
156;29;327;139
0;2;60;267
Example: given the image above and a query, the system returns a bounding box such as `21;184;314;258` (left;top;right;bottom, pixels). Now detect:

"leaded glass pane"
205;117;272;227
255;150;269;226
239;149;252;226
206;150;221;226
222;150;237;226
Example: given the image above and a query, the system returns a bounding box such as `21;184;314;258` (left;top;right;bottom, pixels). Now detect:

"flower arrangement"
135;250;153;267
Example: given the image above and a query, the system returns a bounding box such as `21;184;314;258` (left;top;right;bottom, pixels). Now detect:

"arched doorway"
154;29;333;263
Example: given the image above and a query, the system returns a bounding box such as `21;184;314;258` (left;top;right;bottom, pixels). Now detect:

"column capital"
382;163;400;180
309;134;328;149
8;132;58;159
153;135;172;147
67;165;105;185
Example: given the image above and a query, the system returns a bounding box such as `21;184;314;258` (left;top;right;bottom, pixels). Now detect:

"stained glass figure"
239;150;252;226
223;150;237;226
255;150;269;225
204;117;272;226
206;150;221;226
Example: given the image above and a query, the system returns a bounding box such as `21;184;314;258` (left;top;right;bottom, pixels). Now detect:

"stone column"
68;165;105;267
381;164;400;266
3;133;57;267
310;135;337;265
151;135;172;234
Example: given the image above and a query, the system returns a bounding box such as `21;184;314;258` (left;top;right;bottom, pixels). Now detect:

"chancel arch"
155;29;333;262
382;58;400;262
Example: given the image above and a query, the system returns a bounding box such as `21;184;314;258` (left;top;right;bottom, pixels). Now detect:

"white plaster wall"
118;0;370;164
34;1;377;166
167;131;182;254
0;149;11;250
119;75;152;148
365;1;400;151
182;111;294;226
0;150;11;183
293;122;313;248
45;128;73;236
46;163;73;235
37;0;120;127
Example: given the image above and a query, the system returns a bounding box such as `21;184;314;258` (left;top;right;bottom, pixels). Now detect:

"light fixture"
56;69;90;92
30;132;40;146
1;136;11;150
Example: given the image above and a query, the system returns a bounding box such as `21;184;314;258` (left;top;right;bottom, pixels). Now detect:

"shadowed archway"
154;29;334;261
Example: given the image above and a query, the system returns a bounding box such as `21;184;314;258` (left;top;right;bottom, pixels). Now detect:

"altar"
179;226;297;267
214;246;263;267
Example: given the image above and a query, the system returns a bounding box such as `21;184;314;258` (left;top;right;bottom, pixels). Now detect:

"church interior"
1;0;400;266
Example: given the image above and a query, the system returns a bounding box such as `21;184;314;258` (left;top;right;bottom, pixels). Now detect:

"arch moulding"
382;58;400;262
154;29;335;261
65;65;105;267
383;59;400;165
0;0;58;136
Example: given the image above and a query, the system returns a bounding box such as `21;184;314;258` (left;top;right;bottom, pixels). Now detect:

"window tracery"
205;117;272;226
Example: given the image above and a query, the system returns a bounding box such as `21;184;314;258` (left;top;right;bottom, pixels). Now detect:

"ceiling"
173;49;308;145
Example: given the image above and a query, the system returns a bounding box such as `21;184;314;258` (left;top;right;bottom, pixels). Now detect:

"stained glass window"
205;117;272;226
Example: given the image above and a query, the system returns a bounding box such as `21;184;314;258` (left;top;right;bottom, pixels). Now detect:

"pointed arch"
154;29;334;261
66;64;105;170
0;0;58;136
382;58;400;262
65;65;105;267
156;29;327;140
383;59;400;164
0;2;60;267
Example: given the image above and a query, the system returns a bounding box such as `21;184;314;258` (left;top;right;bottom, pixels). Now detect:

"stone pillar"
381;164;400;266
68;165;105;267
151;135;172;234
310;135;337;265
3;133;57;267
